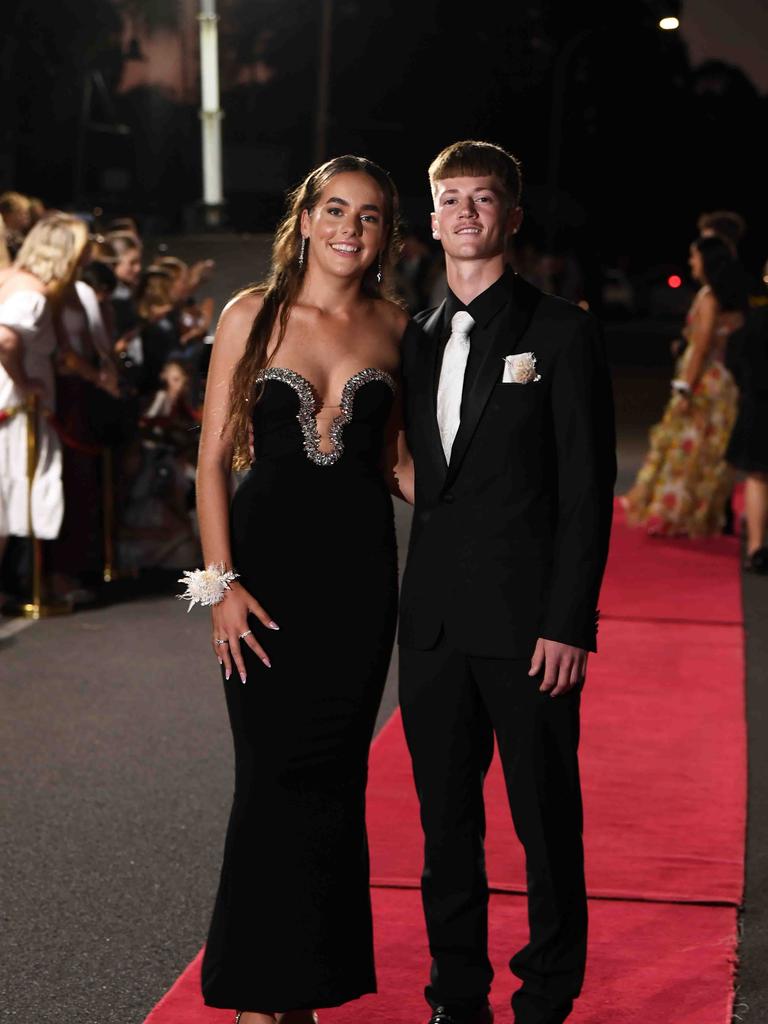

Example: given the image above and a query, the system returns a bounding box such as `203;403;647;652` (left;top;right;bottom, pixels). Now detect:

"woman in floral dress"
624;236;748;537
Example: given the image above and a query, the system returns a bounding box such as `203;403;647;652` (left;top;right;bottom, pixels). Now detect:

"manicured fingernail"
218;658;223;666
240;674;247;685
268;621;280;630
262;657;271;668
225;669;231;680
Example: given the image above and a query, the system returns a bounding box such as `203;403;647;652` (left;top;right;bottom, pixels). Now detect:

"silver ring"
214;638;229;646
238;629;252;640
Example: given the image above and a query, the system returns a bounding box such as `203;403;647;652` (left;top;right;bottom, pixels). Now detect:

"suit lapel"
416;301;449;477
444;276;541;488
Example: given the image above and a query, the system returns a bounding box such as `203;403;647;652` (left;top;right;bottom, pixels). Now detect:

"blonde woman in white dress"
0;213;91;582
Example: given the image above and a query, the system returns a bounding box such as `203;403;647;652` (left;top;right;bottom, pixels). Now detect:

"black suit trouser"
399;635;587;1024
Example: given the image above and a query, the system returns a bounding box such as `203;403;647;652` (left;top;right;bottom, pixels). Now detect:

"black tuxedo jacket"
399;272;616;658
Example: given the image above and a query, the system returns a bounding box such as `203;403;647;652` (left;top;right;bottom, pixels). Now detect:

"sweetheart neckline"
258;365;396;411
254;366;396;467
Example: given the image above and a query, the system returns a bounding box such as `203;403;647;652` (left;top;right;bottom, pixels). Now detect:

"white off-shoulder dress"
0;290;63;539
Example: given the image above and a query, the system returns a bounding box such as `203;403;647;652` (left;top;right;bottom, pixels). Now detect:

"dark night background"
1;0;766;301
4;6;768;1023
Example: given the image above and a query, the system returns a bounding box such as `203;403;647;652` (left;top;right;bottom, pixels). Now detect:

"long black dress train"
202;365;399;1012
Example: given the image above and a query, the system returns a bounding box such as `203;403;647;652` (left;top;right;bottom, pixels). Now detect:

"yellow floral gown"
624;327;739;538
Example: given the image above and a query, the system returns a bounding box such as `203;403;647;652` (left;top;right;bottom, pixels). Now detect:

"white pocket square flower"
502;352;541;384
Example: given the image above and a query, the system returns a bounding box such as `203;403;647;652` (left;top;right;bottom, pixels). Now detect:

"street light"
659;16;680;30
198;0;224;227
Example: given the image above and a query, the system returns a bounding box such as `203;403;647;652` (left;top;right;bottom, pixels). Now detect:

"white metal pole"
198;0;223;224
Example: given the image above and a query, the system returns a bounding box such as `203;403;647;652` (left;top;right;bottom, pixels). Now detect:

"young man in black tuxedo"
399;141;616;1024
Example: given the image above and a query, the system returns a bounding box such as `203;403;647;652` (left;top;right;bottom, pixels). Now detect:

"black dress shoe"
746;546;768;574
427;1004;493;1024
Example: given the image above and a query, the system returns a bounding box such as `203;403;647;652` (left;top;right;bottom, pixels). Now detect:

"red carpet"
599;525;743;625
368;622;745;903
147;891;737;1024
145;502;745;1023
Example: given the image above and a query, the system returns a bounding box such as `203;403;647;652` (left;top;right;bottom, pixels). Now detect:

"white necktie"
437;310;475;461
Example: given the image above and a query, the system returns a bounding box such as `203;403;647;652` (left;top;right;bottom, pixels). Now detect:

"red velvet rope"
44;411;105;456
0;404;104;454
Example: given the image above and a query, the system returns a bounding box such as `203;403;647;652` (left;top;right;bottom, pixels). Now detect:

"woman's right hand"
211;581;279;683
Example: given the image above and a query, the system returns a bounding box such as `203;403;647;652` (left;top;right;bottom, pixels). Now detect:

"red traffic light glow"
668;275;682;289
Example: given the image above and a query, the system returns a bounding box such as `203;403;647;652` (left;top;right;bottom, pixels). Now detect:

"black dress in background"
726;305;768;473
202;366;399;1012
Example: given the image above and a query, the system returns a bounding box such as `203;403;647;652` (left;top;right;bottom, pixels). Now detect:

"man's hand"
529;637;588;697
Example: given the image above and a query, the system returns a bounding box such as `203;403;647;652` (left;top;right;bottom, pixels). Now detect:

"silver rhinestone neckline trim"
254;366;396;466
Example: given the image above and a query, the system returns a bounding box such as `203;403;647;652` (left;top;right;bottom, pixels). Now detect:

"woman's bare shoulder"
0;268;46;295
373;297;410;339
692;287;718;317
220;287;264;327
209;289;265;363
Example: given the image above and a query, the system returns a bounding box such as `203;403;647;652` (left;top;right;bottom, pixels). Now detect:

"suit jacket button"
442;493;455;504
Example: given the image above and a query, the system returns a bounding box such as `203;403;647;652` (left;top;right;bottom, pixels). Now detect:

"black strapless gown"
202;367;398;1012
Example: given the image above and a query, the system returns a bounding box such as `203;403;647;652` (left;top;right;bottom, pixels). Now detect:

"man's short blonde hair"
428;140;522;205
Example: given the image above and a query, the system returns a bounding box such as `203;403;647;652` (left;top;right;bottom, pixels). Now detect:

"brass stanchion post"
100;445;136;583
102;446;115;582
11;394;72;619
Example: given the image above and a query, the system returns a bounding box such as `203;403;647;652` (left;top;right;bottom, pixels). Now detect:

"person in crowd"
28;197;47;227
156;254;215;401
80;253;141;456
154;255;188;300
144;358;201;424
697;209;746;256
0;213;90;597
141;358;201;479
193;155;412;1023
398;140;615;1024
156;253;216;300
81;259;118;342
120;359;201;571
95;234;143;389
49;265;120;602
695;210;749;533
106;216;141;240
726;284;768;572
135;264;180;399
0;192;33;259
91;235;118;268
624;235;748;536
108;231;143;335
0;214;11;269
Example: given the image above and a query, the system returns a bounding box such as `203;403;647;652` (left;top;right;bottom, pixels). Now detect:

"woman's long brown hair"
228;155;402;469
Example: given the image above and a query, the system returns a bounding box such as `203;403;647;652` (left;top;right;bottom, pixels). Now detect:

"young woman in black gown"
195;156;413;1024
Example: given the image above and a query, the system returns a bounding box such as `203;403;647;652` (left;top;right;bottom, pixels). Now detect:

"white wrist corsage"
178;563;239;611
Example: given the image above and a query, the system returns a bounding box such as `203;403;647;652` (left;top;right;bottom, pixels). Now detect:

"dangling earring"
376;253;383;285
299;236;307;268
